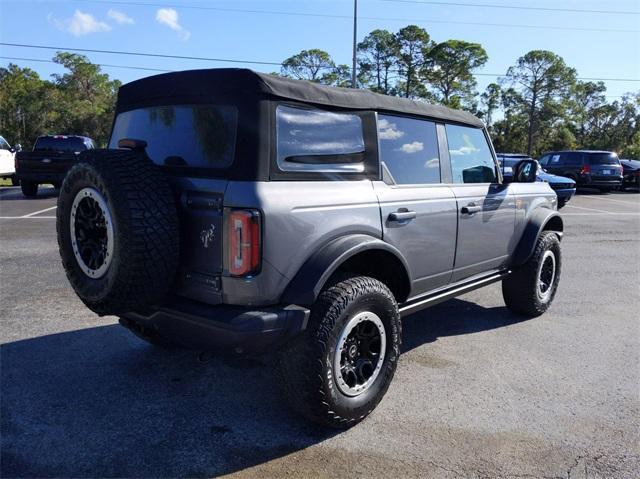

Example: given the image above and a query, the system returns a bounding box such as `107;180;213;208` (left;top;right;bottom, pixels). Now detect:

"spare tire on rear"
57;149;180;316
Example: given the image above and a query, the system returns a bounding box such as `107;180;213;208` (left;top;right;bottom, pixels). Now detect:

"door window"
445;125;496;184
377;115;441;185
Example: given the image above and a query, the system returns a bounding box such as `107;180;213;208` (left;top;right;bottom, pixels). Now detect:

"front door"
441;124;515;282
374;115;457;296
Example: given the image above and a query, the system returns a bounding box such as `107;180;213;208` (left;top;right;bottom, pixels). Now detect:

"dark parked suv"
539;150;623;192
56;69;564;428
16;135;95;197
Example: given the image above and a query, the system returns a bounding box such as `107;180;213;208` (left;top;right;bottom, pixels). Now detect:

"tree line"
278;25;639;158
1;26;638;158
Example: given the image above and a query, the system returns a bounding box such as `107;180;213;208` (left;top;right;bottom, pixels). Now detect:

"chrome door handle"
388;211;417;222
460;205;482;215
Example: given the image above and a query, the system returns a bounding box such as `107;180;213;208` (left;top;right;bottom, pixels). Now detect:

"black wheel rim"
334;311;386;396
537;250;556;301
70;187;114;278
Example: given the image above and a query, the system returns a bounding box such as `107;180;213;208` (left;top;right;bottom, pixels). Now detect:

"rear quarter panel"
222;180;382;305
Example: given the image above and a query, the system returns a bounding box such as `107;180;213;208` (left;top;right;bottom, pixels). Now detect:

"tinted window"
539;155;550;166
446;125;496;183
587;153;620;165
109;104;237;169
34;137;89;152
378;115;440;185
548;152;581;166
276;105;365;172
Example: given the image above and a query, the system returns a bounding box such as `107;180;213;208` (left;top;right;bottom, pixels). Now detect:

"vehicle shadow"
1;299;529;478
402;298;530;353
0;186;58;201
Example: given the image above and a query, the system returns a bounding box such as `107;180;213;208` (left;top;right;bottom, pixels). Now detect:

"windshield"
34;137;88;152
109;104;238;169
587;153;619;165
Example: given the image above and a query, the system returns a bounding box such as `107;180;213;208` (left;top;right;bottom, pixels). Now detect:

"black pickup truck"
16;135;95;197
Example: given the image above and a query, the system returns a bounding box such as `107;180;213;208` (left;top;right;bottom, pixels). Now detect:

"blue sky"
1;0;639;100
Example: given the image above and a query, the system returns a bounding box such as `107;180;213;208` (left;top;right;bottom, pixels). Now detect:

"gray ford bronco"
56;68;563;428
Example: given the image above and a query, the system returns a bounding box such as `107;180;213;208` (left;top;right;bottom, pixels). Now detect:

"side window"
276;105;365;172
0;138;9;150
539;155;550;166
377;114;440;185
445;124;497;184
559;153;580;165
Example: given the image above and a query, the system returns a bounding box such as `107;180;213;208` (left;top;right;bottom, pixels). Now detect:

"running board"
398;271;510;318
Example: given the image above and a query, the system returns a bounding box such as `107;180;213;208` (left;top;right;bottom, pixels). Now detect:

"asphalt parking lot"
1;186;639;478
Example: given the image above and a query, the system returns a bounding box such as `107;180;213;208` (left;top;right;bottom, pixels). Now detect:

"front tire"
503;231;561;317
279;276;401;428
21;181;38;197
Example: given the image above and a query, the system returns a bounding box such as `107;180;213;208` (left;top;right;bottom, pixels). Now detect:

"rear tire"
278;275;401;428
57;149;180;316
503;231;561;318
21;181;38;197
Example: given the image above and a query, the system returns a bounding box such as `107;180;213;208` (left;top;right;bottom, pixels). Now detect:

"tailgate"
17;151;76;175
169;177;227;305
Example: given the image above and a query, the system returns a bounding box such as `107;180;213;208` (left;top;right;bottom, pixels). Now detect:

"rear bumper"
17;171;66;184
120;298;310;354
579;176;623;187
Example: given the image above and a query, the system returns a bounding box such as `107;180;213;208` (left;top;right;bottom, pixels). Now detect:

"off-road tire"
278;275;401;428
503;231;561;317
57;149;180;316
21;181;38;197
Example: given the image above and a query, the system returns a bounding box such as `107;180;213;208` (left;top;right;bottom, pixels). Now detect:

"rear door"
374;114;457;296
109;104;238;305
443;124;516;282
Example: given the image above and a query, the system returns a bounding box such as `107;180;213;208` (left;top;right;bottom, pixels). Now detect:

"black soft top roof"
117;68;484;128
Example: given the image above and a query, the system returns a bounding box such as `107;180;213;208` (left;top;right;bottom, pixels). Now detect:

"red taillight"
227;209;261;277
580;164;591;174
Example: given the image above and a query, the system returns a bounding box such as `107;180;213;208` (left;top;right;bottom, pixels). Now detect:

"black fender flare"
511;208;563;268
280;234;411;306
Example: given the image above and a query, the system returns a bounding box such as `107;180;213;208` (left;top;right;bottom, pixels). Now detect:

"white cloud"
156;8;190;41
378;118;405;140
449;145;479;156
108;9;134;25
399;141;424;154
50;10;111;36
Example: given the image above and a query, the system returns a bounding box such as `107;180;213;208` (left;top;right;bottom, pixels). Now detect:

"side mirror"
11;144;22;153
514;159;537;183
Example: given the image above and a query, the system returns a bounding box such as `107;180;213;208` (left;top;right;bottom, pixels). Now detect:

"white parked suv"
0;135;20;185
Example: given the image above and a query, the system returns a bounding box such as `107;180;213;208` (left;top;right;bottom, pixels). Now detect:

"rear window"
276;105;365;173
34;137;89;152
587;153;620;165
109;104;238;169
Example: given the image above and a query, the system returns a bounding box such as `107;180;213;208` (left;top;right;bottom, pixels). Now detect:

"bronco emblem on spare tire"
56;68;563;428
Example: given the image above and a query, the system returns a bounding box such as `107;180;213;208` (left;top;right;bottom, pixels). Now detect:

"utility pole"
352;0;358;88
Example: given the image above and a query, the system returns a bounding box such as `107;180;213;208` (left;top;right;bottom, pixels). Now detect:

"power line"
2;43;639;83
375;0;640;15
0;42;282;67
0;56;172;73
72;0;639;34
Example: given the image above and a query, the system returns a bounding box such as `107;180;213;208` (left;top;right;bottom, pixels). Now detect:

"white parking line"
22;205;57;218
564;204;614;214
0;216;56;219
578;195;640;206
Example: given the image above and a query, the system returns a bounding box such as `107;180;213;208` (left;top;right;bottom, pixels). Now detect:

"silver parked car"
56;69;563;428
